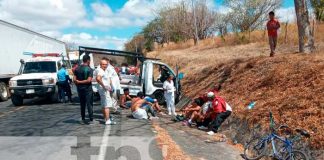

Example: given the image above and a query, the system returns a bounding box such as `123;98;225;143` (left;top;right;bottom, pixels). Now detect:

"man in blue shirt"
57;64;72;103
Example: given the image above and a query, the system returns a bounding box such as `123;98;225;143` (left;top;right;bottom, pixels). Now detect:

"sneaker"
168;112;172;116
182;121;190;126
150;117;159;120
80;120;86;125
105;120;116;125
207;131;215;135
88;121;95;125
198;126;208;130
159;112;166;116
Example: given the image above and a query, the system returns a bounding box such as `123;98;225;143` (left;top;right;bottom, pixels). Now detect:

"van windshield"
23;62;57;73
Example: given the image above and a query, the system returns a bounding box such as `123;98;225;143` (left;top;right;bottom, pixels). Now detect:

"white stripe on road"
97;124;111;160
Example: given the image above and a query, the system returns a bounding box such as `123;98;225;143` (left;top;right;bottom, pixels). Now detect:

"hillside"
147;26;324;152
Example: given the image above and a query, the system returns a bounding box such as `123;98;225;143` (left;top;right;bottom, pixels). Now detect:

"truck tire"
0;82;9;101
50;87;59;103
11;95;23;106
153;90;165;105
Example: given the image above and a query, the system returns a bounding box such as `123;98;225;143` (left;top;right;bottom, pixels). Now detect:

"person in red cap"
198;92;232;135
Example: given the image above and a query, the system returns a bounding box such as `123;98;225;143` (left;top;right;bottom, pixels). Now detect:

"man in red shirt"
197;84;221;105
267;11;280;57
198;92;232;135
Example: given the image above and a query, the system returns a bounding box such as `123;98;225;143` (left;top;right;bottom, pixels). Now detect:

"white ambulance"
9;53;72;106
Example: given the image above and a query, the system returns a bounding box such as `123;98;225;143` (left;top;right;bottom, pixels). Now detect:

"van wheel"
153;90;165;105
0;82;9;101
11;95;23;106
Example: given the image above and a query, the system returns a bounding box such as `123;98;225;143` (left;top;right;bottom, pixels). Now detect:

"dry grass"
147;24;324;150
180;53;324;149
154;23;324;53
152;122;191;160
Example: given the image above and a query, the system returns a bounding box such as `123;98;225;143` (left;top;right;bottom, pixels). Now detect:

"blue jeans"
141;104;156;117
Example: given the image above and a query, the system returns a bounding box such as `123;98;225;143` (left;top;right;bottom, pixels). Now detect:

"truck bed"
120;74;140;85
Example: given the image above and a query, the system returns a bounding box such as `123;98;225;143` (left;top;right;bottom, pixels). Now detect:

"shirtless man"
120;88;132;109
131;92;158;119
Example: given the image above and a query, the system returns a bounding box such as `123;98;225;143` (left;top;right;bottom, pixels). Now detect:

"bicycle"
243;111;310;160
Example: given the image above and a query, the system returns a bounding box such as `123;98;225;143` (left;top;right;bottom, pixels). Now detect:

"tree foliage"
309;0;324;21
125;0;283;52
224;0;282;32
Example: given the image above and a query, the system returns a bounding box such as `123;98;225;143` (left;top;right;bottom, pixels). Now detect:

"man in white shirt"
96;58;116;125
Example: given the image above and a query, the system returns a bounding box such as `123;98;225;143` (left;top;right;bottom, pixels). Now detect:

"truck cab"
79;46;184;104
9;53;71;106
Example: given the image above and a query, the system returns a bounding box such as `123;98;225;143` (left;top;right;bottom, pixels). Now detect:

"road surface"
0;96;242;160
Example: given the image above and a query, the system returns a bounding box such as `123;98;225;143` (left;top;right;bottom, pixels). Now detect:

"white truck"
79;46;184;104
0;20;68;103
9;54;72;106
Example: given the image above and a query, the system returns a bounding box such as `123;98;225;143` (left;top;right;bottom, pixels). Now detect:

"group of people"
180;85;232;135
71;55;232;136
72;55;175;125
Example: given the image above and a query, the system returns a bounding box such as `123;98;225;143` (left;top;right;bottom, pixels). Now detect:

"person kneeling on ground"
181;99;202;126
120;88;132;109
196;84;221;106
131;92;158;120
199;92;232;135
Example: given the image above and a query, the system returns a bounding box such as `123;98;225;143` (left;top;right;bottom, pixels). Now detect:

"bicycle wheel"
243;137;267;160
283;150;308;160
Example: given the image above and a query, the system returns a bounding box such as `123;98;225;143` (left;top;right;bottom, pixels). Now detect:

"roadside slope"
148;42;324;151
184;53;324;149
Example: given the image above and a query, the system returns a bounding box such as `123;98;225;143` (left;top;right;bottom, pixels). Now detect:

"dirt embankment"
147;24;324;157
183;53;324;149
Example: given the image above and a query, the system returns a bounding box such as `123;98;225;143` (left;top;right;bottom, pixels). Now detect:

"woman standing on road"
163;75;176;116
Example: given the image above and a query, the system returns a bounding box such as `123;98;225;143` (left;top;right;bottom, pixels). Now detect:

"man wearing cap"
199;92;232;135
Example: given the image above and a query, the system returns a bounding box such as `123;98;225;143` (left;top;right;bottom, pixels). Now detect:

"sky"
0;0;296;50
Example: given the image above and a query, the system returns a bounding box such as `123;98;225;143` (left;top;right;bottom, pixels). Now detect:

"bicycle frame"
253;132;294;160
245;111;308;160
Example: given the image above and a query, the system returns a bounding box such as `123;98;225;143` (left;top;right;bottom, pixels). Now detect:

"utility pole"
192;0;199;45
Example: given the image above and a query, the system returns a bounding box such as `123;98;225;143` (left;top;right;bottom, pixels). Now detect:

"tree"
214;13;231;37
294;0;315;53
224;0;282;32
124;34;145;53
309;0;324;22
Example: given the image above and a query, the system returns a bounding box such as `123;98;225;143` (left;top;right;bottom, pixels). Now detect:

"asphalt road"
0;97;162;160
0;96;242;160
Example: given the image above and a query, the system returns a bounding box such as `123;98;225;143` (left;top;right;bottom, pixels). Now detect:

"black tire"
49;86;59;103
153;90;165;105
244;137;267;160
0;82;9;101
11;95;23;106
283;150;308;160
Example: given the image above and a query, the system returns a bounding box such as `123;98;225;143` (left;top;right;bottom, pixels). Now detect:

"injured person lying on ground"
131;92;159;120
